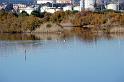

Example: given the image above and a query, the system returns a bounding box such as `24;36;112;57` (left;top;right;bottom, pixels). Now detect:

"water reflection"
0;33;39;40
0;32;124;41
0;32;124;57
0;33;124;82
75;32;124;42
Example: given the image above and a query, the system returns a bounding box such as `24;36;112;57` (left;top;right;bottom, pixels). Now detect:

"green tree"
31;10;41;17
19;11;29;17
0;9;6;16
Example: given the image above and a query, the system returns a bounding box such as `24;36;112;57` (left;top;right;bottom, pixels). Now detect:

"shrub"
71;10;122;27
50;11;65;23
19;11;29;17
46;23;52;28
0;9;6;16
31;10;41;17
0;11;42;33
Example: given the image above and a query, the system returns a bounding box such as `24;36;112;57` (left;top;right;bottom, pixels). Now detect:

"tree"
0;9;6;16
19;11;29;17
31;10;41;17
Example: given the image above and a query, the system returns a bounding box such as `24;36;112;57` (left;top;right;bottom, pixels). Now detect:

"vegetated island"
0;9;124;33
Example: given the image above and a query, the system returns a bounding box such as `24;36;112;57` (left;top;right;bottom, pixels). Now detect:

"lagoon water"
0;33;124;82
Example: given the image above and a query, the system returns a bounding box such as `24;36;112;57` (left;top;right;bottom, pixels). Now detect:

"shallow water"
0;33;124;82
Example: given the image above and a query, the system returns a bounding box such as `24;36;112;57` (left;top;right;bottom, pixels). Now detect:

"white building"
40;6;47;12
80;0;95;11
17;4;27;9
36;0;71;4
85;0;95;11
106;3;118;11
20;7;35;14
74;6;80;11
37;0;55;4
57;0;71;3
40;6;61;13
63;5;72;11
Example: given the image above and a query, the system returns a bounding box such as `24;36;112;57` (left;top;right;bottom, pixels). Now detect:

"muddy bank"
71;25;124;33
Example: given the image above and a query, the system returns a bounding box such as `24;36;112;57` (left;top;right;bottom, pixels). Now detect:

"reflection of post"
25;49;27;62
117;33;120;48
94;36;97;48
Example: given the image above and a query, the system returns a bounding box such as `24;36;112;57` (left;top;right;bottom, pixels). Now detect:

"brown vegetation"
0;10;42;33
0;9;124;33
71;10;124;32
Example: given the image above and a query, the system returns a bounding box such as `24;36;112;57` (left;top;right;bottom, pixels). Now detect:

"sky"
0;0;123;3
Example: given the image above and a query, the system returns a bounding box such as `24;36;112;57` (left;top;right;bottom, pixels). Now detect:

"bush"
50;11;65;23
72;10;79;14
0;9;6;16
0;11;42;33
31;10;41;17
71;10;123;27
19;11;29;17
49;11;73;23
46;23;52;28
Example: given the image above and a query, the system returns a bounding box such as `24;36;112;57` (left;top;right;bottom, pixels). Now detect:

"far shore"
1;30;124;41
1;9;124;34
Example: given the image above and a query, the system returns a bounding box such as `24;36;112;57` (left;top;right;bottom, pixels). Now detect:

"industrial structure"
79;0;124;11
0;0;124;14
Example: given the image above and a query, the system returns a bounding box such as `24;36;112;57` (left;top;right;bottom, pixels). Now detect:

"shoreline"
1;31;124;41
1;25;124;33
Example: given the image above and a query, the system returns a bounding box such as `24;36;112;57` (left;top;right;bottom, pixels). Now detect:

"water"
0;33;124;82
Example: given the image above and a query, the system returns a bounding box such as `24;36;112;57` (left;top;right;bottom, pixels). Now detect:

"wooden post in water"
25;49;27;62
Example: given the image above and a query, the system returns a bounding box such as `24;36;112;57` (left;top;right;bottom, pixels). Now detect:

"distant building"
40;5;62;13
37;0;55;4
36;0;71;4
19;6;36;15
85;0;95;11
106;3;118;11
57;0;71;3
63;5;72;11
74;6;80;11
19;4;41;14
17;4;27;8
80;0;95;11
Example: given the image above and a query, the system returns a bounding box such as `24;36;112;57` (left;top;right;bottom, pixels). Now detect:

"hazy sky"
0;0;123;3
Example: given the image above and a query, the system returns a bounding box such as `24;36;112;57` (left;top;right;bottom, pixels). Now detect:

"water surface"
0;33;124;82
